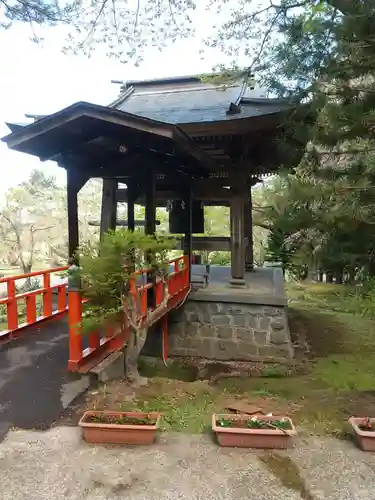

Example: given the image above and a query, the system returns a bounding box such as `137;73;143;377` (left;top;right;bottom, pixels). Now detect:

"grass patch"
138;357;198;382
120;383;216;433
288;280;375;318
216;284;375;436
74;281;375;437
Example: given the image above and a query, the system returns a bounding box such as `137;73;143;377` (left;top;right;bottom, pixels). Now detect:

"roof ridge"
132;85;238;97
108;85;135;108
115;73;219;88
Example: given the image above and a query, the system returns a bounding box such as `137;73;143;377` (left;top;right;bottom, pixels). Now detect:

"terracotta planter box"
79;411;161;445
212;414;296;449
349;417;375;451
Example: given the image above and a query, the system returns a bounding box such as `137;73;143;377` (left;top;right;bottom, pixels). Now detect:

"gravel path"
1;428;375;500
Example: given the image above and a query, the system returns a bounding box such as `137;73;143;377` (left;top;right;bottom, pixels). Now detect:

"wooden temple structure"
2;75;304;287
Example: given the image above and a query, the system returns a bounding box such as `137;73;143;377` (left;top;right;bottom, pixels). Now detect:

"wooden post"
67;169;81;261
230;194;246;286
127;182;136;232
100;178;118;240
244;186;254;272
183;187;193;283
68;289;83;369
145;169;156;307
145;170;156;236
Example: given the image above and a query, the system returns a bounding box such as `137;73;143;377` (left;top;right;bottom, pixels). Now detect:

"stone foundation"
168;301;293;362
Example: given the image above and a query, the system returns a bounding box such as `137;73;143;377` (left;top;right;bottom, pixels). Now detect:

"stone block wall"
168;301;293;362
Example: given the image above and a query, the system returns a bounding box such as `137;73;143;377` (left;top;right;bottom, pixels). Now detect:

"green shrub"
78;230;176;333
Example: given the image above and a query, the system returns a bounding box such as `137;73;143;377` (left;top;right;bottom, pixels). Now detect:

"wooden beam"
64;153;171;178
116;181;234;204
65;151;208;182
88;219;161;227
172;126;217;171
158;236;240;252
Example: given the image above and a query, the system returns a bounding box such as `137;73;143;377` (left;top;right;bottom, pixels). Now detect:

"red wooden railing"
68;255;190;373
0;257;191;372
0;266;69;340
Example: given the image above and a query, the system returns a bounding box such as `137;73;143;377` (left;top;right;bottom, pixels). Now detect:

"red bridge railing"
68;255;190;373
0;257;191;372
0;266;69;341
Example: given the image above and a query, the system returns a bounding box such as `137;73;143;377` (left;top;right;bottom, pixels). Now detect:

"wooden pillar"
100;179;118;240
244;186;254;272
145;170;156;307
183;187;193;283
230;194;246;285
127;182;135;232
66;168;88;262
145;170;156;235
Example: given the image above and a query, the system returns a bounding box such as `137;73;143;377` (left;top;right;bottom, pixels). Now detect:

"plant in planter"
78;229;176;387
212;414;296;449
349;417;375;451
79;410;161;445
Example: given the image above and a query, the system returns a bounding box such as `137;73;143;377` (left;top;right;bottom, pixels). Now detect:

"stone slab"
90;351;125;382
190;266;288;307
60;376;90;409
225;400;263;415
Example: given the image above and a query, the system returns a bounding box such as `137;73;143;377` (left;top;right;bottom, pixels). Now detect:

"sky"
0;4;235;194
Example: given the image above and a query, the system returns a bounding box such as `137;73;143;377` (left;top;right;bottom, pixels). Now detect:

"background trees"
0;170;60;273
0;170;241;273
2;0;375;284
0;171;102;272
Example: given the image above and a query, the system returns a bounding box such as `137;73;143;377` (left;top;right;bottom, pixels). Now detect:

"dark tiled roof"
5;122;28;132
111;76;290;124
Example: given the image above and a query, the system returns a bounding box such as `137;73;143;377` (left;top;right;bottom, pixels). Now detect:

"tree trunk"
326;272;334;283
202;251;209;263
22;263;32;274
347;266;356;285
306;268;316;282
22;263;33;289
124;326;148;387
368;259;375;277
335;269;343;285
318;271;324;282
123;277;169;387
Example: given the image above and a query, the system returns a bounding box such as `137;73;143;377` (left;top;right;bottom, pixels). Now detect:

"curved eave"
1;101;216;172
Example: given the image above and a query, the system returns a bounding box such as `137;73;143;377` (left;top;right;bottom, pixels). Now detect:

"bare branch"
31;225;55;232
80;0;108;46
133;0;140;34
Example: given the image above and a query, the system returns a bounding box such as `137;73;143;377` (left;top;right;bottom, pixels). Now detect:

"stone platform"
190;265;287;306
168;266;293;363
